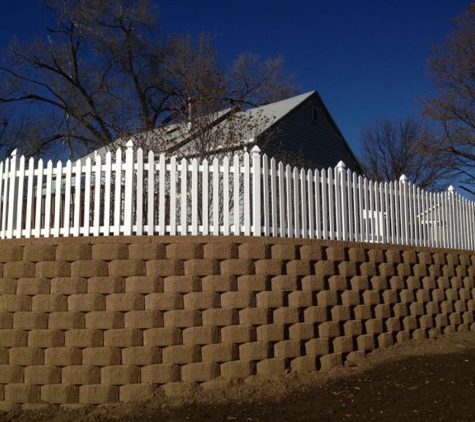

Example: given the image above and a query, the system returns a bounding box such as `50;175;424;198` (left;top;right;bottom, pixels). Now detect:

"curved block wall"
0;235;474;410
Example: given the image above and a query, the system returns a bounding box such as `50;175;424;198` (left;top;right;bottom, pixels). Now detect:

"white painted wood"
252;146;261;236
262;154;270;236
307;169;314;239
7;152;18;239
300;168;307;239
35;159;44;238
170;156;177;236
212;157;219;236
278;161;285;237
123;141;134;236
16;155;26;239
293;167;299;238
233;155;240;235
135;149;144;236
93;156;101;237
103;152;112;236
113;149;122;236
286;164;293;238
222;156;230;236
147;150;155;235
159;154;167;235
243;153;250;236
43;160;54;237
321;169;327;240
192;158;199;235
83;158;91;237
202;158;209;235
181;157;188;235
0;161;4;238
62;160;72;237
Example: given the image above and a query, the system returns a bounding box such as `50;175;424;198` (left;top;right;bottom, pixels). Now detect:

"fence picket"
223;156;230;236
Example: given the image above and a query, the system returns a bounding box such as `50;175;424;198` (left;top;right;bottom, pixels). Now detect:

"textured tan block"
289;322;315;340
378;332;394;348
255;259;284;275
419;315;434;329
348;247;366;263
0;278;16;294
316;290;338;307
273;307;299;324
122;347;161;365
87;276;125;294
325;246;347;261
16;278;50;295
385;249;401;264
365;318;384;334
101;365;140;385
353;304;373;320
222;325;255;343
0;365;23;383
301;275;325;291
270;244;296;260
162;345;201;364
49;312;85;329
362;290;381;305
164;310;201;328
124;310;163;329
0;245;23;262
106;293;144;311
0;329;28;347
286;260;312;276
28;330;64;347
5;384;40;403
340;290;360;306
319;353;343;370
220;259;254;275
144;327;182;346
92;243;128;261
4;262;36;278
402;316;418;330
184;292;220;310
239;308;270;325
239;243;270;259
68;294;106;311
221;291;256;309
463;311;474;324
356;334;375;351
36;262;70;278
359;262;377;277
166;243;202;260
141;364;180;384
203;242;238;259
41;384;78;404
220;360;255;379
288;291;314;308
9;347;44;366
104;329;142;347
239;342;270;360
319;321;341;338
429;265;442;277
145;292;183;311
71;260;108;277
256;291;284;308
183;326;219;345
109;260;145;277
183;259;219;276
327;275;348;291
32;294;67;312
338;261;358;277
378;263;395;277
371;276;389;290
202;309;238;326
85;311;124;329
126;276;163;293
374;304;391;319
182;362;219;382
82;347;121;366
119;384;157;403
432;289;445;303
146;260;184;277
0;312;13;330
237;275;268;291
64;329;104;348
25;365;61;384
45;347;82;366
291;356;317;373
201;343;238;363
202;275;237;292
315;260;336;277
256;324;285;342
256;358;286;376
271;275;298;291
463;277;475;288
449;312;462;326
303;306;328;323
425;301;440;316
164;276;201;293
368;249;385;263
129;243;165;260
13;312;48;329
0;295;31;312
51;277;87;294
274;340;301;358
396;330;411;343
382;289;398;304
410;302;425;316
79;384;119;404
56;244;92;261
331;305;352;322
344;320;364;336
333;336;354;353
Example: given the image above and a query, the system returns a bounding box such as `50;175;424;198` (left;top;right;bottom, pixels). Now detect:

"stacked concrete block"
0;237;473;407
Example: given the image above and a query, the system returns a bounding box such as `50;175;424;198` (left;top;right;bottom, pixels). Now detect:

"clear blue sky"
0;0;471;156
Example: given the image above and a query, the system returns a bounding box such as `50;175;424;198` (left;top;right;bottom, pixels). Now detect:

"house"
86;90;362;173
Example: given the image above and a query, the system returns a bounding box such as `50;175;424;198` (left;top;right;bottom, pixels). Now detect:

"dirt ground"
2;331;475;422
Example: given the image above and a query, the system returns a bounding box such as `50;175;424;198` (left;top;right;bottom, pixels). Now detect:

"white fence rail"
0;140;474;250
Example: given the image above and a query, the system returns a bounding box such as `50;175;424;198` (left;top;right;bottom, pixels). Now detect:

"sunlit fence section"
0;140;474;250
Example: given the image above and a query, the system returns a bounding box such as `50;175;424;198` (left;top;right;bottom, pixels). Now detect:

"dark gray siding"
259;95;361;173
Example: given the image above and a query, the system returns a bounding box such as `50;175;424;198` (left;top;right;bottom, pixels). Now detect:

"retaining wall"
0;235;474;410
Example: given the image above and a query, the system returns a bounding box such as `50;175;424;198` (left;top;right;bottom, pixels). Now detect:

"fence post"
6;150;18;239
336;161;346;241
124;140;134;236
252;146;261;236
399;175;409;246
448;185;456;249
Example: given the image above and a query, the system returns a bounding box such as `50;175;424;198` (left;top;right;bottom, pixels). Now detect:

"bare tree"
0;0;296;160
359;117;453;189
422;3;475;187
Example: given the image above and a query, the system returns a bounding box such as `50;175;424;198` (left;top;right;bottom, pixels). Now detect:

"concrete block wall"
0;236;474;409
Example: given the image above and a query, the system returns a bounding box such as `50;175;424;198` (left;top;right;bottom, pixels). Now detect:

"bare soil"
2;331;475;422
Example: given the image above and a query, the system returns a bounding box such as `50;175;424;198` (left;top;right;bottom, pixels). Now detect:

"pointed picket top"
448;185;455;194
251;145;261;158
10;149;18;159
126;139;134;149
336;161;346;173
399;174;409;184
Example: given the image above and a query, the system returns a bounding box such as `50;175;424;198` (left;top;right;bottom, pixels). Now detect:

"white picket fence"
0;140;474;250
